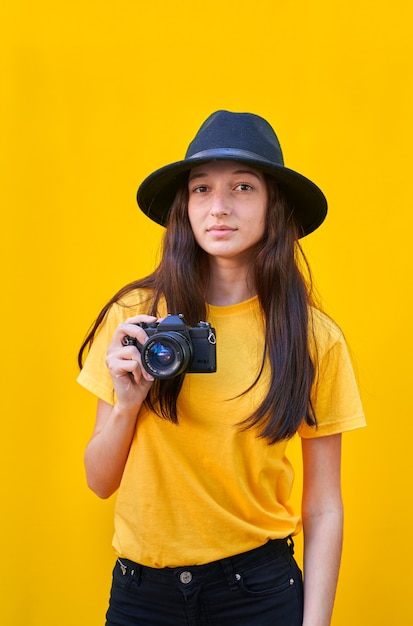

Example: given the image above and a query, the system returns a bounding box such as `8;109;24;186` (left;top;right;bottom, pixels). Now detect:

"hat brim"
137;149;327;237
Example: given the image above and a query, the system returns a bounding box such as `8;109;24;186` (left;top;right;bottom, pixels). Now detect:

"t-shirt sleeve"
77;302;125;405
77;291;155;405
298;328;366;438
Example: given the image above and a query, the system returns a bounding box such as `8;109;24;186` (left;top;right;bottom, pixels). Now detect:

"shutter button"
179;571;193;584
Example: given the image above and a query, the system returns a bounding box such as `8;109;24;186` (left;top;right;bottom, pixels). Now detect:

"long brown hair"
78;175;318;443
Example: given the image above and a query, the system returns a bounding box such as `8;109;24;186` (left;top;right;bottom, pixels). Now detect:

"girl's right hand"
105;314;158;409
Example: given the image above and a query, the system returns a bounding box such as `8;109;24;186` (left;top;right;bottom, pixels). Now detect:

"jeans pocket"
237;554;301;597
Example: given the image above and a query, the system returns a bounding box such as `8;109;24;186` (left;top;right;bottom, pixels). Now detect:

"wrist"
112;400;142;422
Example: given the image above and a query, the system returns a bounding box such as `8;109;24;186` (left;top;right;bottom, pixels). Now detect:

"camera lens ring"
141;331;193;379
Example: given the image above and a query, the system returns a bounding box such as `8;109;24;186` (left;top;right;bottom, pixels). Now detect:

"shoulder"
309;307;345;357
115;287;154;313
97;287;157;337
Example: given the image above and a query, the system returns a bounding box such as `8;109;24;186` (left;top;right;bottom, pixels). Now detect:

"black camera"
122;314;216;379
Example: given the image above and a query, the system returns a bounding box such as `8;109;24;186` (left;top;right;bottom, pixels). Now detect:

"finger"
106;354;139;376
115;322;153;347
124;315;157;325
106;348;155;382
131;364;154;384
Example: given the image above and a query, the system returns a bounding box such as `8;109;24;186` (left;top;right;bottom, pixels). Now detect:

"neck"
206;258;256;306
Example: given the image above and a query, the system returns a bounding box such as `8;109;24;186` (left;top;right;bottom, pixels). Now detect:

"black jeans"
105;538;303;625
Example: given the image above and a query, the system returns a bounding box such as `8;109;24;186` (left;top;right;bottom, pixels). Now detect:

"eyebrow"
188;168;263;182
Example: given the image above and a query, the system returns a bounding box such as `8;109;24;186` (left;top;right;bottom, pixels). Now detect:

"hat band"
188;148;278;165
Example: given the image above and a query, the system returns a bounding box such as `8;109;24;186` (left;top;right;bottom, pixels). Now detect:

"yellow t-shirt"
77;290;365;567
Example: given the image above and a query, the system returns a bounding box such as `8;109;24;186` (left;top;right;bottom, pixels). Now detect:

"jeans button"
179;571;193;584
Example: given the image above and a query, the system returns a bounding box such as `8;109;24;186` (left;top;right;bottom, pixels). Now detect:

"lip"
206;225;237;236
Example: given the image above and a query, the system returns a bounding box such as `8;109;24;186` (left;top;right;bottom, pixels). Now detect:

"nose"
210;190;230;217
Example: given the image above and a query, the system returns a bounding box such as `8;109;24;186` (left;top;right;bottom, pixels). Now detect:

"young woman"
78;110;365;626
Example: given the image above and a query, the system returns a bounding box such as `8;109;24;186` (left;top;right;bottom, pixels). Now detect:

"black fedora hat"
137;110;327;237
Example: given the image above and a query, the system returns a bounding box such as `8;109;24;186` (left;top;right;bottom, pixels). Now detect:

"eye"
235;183;253;191
191;185;209;194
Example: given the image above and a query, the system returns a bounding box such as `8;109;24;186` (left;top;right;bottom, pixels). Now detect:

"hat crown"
185;110;284;166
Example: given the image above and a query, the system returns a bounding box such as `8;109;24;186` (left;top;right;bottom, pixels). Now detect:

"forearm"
302;508;344;626
84;402;141;499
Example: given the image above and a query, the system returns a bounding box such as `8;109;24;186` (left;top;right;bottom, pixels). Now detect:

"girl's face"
187;161;268;263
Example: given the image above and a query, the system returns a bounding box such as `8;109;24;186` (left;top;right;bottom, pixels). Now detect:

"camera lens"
142;332;192;378
147;343;175;368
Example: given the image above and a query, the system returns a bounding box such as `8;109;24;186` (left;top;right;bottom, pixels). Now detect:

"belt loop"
132;562;142;585
220;557;241;591
287;536;295;556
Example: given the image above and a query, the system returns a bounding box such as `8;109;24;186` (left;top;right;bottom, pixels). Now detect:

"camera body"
122;314;216;379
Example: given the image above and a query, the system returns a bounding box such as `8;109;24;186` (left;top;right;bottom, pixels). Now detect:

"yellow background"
1;1;412;624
